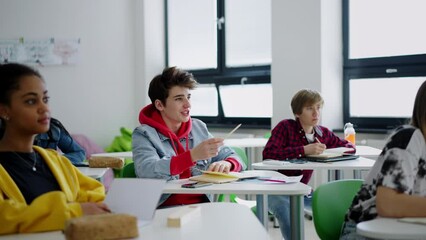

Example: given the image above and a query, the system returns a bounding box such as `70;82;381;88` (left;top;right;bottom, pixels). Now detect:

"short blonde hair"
291;89;324;115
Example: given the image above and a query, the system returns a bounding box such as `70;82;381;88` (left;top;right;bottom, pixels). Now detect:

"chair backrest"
121;162;136;178
312;179;363;240
71;133;105;159
263;131;271;139
230;146;248;170
217;146;249;202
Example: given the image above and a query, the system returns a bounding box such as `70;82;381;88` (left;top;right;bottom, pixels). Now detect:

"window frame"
342;0;426;132
165;0;271;129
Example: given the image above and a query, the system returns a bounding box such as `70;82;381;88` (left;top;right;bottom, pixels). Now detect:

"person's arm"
262;121;305;160
376;186;426;217
374;128;426;218
0;173;107;236
208;146;243;173
0;191;82;234
132;126;193;179
57;128;86;164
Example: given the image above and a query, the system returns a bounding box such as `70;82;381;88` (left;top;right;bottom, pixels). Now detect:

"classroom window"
343;0;426;131
166;0;271;128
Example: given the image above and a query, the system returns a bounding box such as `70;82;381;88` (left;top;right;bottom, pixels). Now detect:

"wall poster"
0;37;80;66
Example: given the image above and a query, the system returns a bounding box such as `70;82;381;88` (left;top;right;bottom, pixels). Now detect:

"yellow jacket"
0;146;105;234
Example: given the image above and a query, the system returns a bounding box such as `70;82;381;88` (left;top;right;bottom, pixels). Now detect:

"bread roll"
64;213;138;240
88;157;124;169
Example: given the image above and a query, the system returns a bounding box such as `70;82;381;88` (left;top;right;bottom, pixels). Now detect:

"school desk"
163;170;311;240
0;203;269;240
357;217;426;239
77;166;114;191
253;156;375;178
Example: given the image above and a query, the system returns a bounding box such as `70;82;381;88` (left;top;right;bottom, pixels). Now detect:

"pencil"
224;124;242;139
315;137;322;143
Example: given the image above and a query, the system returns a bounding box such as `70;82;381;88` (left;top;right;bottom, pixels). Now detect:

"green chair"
216;147;277;225
216;146;248;202
264;131;271;139
121;161;136;178
312;179;363;240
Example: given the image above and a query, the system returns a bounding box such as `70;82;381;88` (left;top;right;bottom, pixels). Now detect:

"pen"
224;123;242;139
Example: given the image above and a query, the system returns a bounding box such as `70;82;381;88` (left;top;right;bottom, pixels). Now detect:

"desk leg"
256;194;269;228
329;170;344;181
290;195;305;240
353;170;361;179
245;147;254;170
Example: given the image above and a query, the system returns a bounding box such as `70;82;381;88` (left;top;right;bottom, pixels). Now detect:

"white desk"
253;157;375;171
76;167;110;179
0;203;269;240
357;218;426;239
253;157;376;180
140;202;270;239
77;167;114;191
224;137;268;148
355;145;382;160
164;170;311;240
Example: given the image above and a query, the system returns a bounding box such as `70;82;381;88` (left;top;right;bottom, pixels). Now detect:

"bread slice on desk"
88;156;124;169
64;213;138;240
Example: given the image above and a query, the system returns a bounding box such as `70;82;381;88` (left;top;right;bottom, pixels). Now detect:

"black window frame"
165;0;271;129
342;0;426;132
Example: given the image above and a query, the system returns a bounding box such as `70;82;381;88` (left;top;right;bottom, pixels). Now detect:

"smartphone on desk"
181;182;213;188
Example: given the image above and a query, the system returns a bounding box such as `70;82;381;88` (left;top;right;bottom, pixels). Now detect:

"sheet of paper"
104;179;166;222
262;160;291;166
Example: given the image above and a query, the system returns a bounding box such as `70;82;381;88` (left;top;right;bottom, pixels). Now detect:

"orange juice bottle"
344;122;356;145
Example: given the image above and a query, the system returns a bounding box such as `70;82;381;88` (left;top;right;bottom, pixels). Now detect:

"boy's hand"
190;138;224;162
207;160;231;173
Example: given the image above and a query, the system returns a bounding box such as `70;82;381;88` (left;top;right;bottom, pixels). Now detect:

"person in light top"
132;66;245;207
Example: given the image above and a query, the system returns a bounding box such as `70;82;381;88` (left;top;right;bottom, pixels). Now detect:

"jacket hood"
139;104;192;153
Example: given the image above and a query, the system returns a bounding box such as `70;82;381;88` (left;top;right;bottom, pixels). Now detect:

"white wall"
1;0;385;150
271;0;343;130
0;0;164;147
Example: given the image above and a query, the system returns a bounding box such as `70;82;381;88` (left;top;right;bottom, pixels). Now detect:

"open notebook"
104;178;166;227
189;171;259;184
305;147;358;162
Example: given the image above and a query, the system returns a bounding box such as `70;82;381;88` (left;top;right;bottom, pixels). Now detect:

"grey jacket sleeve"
132;125;177;180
